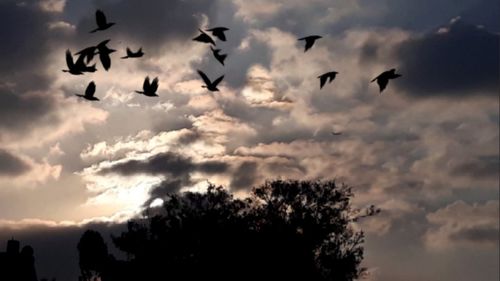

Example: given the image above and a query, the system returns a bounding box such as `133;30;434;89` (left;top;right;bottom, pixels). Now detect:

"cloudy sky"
0;0;498;280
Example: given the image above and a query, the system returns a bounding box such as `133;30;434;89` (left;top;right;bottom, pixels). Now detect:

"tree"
83;180;377;281
77;230;109;281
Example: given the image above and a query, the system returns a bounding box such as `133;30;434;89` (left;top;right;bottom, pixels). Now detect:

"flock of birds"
65;10;402;107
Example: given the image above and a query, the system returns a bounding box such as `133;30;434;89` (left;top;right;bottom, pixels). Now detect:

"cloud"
0;149;31;176
424;200;499;249
75;0;218;54
230;161;258;190
395;19;499;96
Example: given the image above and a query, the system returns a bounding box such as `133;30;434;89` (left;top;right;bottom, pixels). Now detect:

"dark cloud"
230;161;257;190
0;1;63;92
75;0;218;54
450;225;499;244
395;20;499;96
0;88;56;136
0;149;30;176
100;152;195;176
451;155;499;179
99;152;229;204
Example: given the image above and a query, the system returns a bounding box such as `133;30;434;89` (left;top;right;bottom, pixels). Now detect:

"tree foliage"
78;180;378;281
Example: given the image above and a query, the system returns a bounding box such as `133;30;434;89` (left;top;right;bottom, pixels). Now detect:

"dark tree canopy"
77;230;109;281
78;180;378;281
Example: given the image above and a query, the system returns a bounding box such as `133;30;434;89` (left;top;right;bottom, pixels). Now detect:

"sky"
0;0;498;280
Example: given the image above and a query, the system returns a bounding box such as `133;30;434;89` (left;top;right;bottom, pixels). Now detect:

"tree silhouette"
77;230;109;281
78;180;377;281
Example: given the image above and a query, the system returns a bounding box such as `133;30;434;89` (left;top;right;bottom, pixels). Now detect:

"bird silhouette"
75;46;98;64
371;68;402;93
96;39;116;71
318;71;338;89
210;47;227;66
193;29;216;45
121;47;144;59
63;49;85;75
298;35;322;52
197;70;224;92
90;10;115;33
75;81;99;101
136;76;159;97
206;27;229;41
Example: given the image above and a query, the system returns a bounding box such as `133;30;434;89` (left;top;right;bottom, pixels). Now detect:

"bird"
210;47;227;66
298;35;322;52
75;46;98;64
193;29;216;45
371;68;402;93
63;49;84;75
136;76;159;97
197;70;224;92
90;10;115;33
206;27;229;41
75;81;99;101
317;71;338;89
121;47;144;59
331;131;342;136
96;39;116;71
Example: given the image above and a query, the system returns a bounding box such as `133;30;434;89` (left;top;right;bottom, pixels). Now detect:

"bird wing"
99;52;111;71
65;49;74;68
328;72;336;82
85;81;96;97
126;47;132;56
304;38;316;52
197;70;212;86
151;77;159;92
97;39;111;49
143;76;150;91
318;74;328;89
212;30;226;41
212;75;225;87
96;10;107;27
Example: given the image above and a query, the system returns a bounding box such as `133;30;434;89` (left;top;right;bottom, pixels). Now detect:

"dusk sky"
0;0;498;280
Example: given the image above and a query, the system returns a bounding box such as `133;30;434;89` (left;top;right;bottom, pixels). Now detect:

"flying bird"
318;71;338;89
136;76;159;97
90;10;115;33
75;81;99;101
96;39;116;71
206;27;229;41
371;68;402;93
75;46;98;64
210;47;227;66
193;29;216;45
197;70;224;92
121;47;144;59
63;49;85;75
298;35;322;52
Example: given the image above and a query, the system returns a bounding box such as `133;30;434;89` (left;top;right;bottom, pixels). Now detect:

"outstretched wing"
212;75;225;87
143;76;151;92
85;81;96;97
318;74;328;89
96;10;107;27
151;77;159;93
99;52;111;71
197;70;211;86
65;49;74;68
